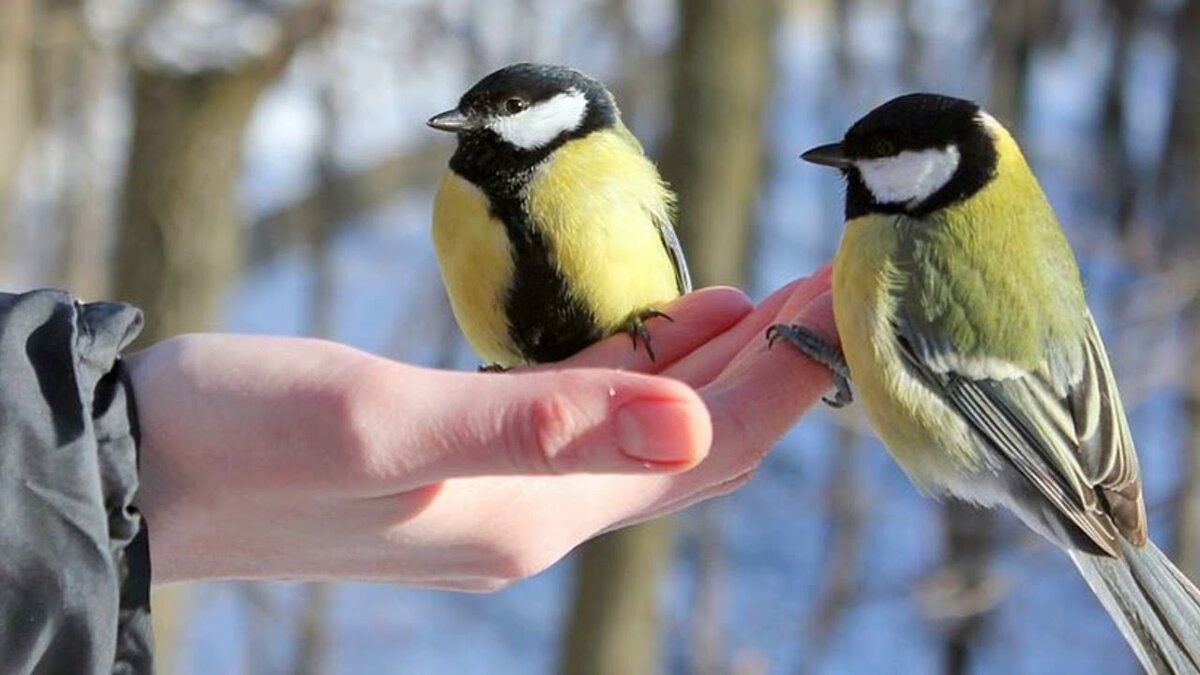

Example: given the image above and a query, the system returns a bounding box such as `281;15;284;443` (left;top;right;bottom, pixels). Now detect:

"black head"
428;63;619;193
802;93;999;219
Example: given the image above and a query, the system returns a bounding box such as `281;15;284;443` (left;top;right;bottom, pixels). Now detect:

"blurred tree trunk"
114;59;284;345
290;68;344;675
560;524;677;675
37;1;110;297
899;0;922;85
690;503;727;675
1183;296;1200;583
801;425;864;675
1097;0;1143;329
986;0;1032;125
659;0;776;290
559;2;776;674
986;0;1060;127
833;0;855;88
936;509;996;675
113;1;336;344
1099;0;1137;241
293;582;333;675
1161;0;1200;260
112;4;338;671
1167;0;1200;583
0;0;35;265
241;584;276;675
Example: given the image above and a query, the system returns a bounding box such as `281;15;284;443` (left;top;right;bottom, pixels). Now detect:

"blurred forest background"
3;0;1199;673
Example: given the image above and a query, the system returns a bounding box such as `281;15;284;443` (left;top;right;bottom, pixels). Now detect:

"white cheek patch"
488;89;588;151
856;145;961;205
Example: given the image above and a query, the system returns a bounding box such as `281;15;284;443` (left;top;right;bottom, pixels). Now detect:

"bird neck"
449;133;550;199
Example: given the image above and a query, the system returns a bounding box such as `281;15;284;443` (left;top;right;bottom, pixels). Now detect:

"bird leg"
623;308;674;362
766;323;853;408
478;363;511;373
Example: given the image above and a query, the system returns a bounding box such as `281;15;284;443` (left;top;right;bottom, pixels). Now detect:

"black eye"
870;137;895;157
504;97;528;114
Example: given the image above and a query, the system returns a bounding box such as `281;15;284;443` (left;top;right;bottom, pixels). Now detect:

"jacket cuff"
77;299;153;673
0;290;150;673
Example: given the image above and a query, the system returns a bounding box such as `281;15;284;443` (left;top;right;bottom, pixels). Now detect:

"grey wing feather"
899;301;1195;671
1071;539;1200;673
656;213;692;294
895;311;1145;556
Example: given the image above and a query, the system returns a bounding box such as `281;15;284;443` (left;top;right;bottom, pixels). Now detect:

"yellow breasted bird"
770;93;1200;672
428;63;689;367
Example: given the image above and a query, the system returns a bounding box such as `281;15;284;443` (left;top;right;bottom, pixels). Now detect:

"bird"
426;62;690;368
769;92;1200;673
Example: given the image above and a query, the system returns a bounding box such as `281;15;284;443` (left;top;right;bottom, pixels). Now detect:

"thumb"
397;368;713;487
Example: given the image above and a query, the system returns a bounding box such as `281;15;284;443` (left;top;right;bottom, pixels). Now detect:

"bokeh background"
4;0;1199;672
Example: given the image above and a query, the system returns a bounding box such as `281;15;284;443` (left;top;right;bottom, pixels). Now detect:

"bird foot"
766;323;853;408
623;308;674;362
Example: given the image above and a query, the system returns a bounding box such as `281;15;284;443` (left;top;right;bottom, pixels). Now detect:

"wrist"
125;334;387;582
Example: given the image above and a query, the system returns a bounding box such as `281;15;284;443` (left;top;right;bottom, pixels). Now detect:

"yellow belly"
832;216;984;490
431;171;521;365
525;132;681;334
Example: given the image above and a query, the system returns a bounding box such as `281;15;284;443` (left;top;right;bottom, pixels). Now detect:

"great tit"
427;63;689;367
771;93;1200;672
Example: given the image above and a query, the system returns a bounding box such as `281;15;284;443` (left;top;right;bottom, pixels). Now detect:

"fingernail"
616;399;699;465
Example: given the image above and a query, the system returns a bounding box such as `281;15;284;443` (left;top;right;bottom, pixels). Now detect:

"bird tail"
1070;538;1200;674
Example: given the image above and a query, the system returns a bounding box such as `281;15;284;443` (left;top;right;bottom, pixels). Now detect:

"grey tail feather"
1069;538;1200;674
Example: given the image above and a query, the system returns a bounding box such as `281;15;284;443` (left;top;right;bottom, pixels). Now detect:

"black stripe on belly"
487;193;602;364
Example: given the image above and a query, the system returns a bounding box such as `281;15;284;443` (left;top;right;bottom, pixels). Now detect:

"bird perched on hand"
770;93;1200;672
427;63;689;368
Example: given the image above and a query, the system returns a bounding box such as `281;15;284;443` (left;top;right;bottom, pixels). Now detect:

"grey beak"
427;109;476;133
800;142;853;169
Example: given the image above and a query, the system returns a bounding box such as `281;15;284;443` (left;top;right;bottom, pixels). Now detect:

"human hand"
129;267;835;590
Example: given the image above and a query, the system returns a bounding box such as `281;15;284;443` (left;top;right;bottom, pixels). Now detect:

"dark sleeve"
0;290;152;675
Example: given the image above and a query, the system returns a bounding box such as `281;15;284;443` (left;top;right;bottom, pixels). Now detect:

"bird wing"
613;120;692;295
893;309;1145;556
654;211;692;294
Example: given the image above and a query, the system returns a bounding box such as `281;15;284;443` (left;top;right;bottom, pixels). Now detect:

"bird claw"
624;308;673;362
766;323;853;408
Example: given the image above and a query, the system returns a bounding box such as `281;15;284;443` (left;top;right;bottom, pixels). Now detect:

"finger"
545;286;753;373
658;278;804;386
377;368;715;490
538;275;838;530
684;290;837;486
393;461;751;575
725;279;838;378
664;266;833;388
476;282;839;537
598;469;757;534
567;285;839;529
416;577;510;593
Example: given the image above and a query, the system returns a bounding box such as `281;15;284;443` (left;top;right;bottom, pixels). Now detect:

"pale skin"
128;268;835;592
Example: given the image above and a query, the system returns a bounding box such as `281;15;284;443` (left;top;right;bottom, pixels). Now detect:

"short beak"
800;142;853;169
427;109;476;133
